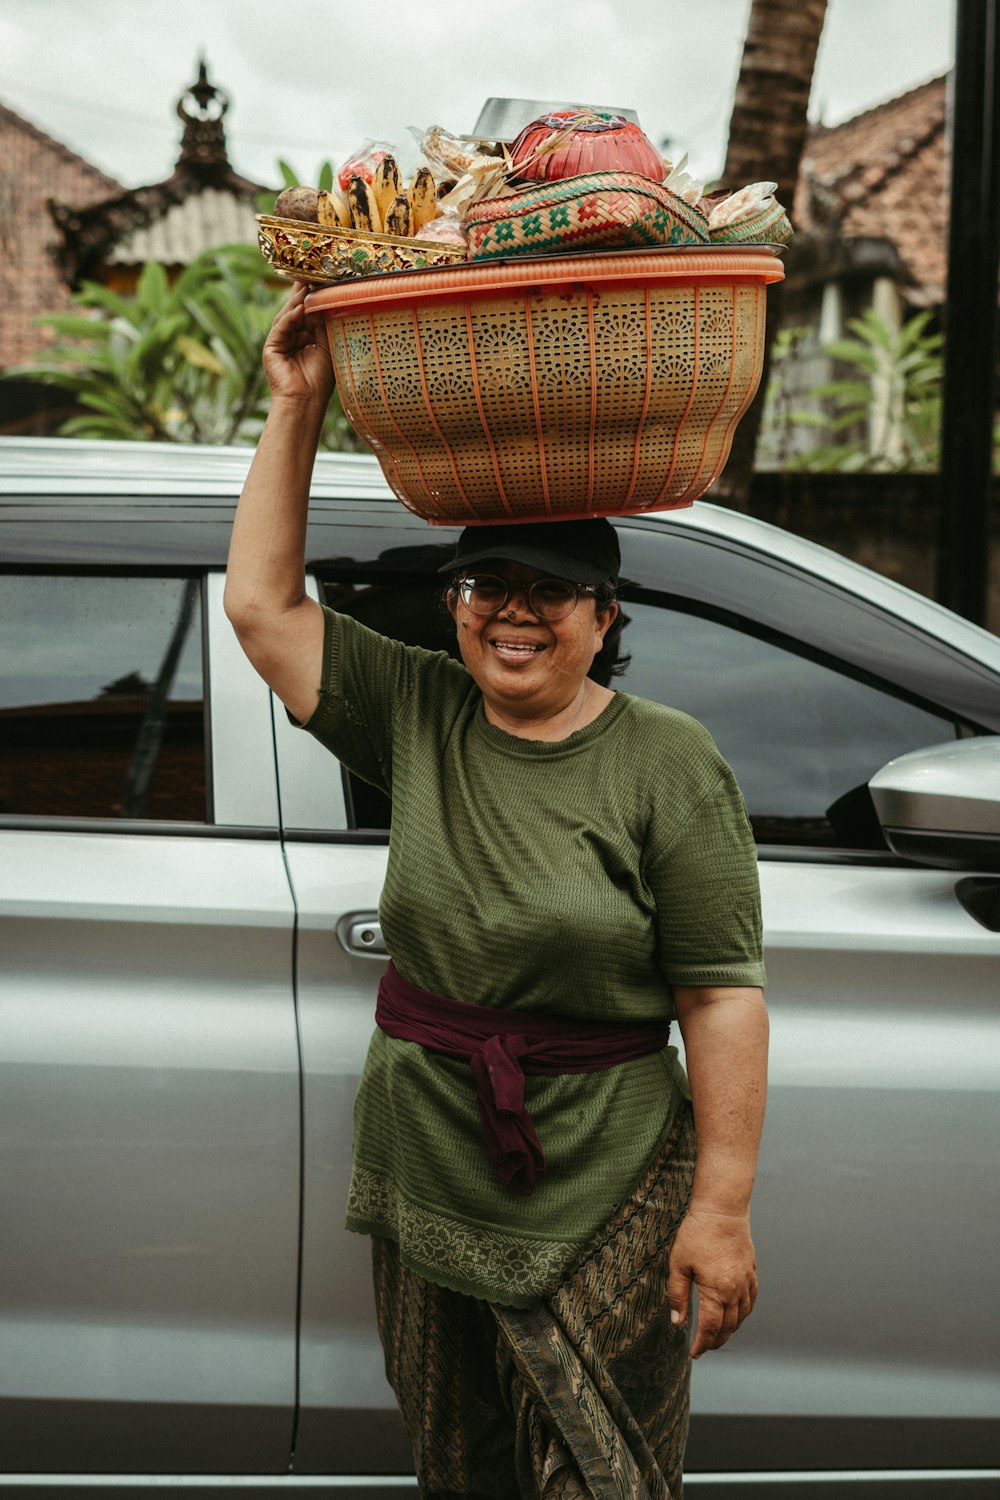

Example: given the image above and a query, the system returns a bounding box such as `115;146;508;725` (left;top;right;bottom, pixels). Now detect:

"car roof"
3;435;999;674
0;435;391;500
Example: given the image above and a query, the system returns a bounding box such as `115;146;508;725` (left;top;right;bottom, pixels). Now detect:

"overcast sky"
0;0;954;191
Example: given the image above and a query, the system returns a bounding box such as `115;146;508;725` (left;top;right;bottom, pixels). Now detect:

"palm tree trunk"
712;0;829;509
722;0;830;216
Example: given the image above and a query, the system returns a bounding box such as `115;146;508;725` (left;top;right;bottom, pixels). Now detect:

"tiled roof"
48;65;271;286
794;75;949;305
0;101;123;368
105;187;262;266
49;163;268;285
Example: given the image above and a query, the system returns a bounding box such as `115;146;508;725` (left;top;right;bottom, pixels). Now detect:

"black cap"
439;518;620;587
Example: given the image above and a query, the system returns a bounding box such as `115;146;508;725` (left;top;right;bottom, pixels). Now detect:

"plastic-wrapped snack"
414;212;467;248
661;153;705;207
708;181;793;245
407;124;513;219
415;125;482;179
337;141;394;192
709;181;778;229
437;153;512;216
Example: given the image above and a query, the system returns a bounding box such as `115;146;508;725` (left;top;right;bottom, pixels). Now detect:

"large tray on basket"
305;247;784;525
256;214;467;284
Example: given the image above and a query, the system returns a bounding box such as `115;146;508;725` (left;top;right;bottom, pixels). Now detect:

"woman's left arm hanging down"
667;984;769;1360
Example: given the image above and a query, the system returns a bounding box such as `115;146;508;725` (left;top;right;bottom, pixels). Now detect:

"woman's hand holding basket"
262;281;334;410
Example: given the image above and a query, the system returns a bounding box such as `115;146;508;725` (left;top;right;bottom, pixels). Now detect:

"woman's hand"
667;1206;759;1358
262;281;335;407
669;983;768;1359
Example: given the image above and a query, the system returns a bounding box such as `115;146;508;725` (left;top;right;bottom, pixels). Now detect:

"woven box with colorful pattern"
465;173;709;262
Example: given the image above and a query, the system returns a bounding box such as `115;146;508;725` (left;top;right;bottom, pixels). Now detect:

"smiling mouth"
489;639;546;661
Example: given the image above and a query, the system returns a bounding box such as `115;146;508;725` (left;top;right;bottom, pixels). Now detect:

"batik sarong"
371;1102;696;1500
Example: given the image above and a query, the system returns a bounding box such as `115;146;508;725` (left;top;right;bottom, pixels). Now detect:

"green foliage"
8;243;360;452
763;309;952;474
804;309;943;472
754;324;811;470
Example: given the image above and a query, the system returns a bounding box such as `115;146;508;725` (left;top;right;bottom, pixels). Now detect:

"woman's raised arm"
224;282;334;724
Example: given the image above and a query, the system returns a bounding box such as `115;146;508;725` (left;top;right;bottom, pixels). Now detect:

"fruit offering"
258;107;793;284
272;186;321;222
271;153;444;240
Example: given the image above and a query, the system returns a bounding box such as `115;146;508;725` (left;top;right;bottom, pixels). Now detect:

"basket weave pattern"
709;201;793;246
465;173;709;261
312;252;779;524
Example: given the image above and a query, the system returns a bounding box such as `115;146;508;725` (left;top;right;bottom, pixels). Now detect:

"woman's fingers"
271;287;309;339
691;1274;759;1357
691;1294;739;1356
668;1208;760;1359
264;302;303;358
667;1259;693;1329
261;282;335;402
689;1296;724;1358
269;283;312;335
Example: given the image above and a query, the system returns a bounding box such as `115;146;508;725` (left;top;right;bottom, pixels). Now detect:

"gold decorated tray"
256;214;467;284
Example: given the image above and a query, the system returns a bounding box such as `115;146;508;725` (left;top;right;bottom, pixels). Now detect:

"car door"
276;534;461;1475
0;568;301;1473
264;578;405;1476
608;530;1000;1476
276;508;1000;1481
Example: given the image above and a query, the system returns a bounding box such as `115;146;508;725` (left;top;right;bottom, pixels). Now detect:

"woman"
226;282;768;1500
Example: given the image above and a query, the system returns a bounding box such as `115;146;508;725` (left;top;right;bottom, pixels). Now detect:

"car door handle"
339;915;388;956
955;878;1000;932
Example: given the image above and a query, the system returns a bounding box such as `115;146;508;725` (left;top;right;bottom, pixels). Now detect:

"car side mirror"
868;738;1000;870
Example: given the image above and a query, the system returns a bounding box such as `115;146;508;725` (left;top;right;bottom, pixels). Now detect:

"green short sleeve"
648;768;766;989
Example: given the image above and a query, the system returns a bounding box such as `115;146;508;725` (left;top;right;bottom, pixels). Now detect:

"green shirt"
301;607;765;1306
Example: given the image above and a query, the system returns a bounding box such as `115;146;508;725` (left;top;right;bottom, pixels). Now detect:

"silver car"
1;437;998;1500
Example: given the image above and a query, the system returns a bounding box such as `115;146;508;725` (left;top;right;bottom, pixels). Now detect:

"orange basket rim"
304;245;785;313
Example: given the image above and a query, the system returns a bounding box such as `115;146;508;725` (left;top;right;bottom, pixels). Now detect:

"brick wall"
0;102;120;372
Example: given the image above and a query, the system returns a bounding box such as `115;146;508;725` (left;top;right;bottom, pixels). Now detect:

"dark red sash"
375;961;671;1196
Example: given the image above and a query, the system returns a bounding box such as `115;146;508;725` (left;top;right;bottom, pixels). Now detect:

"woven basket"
256;214;466;284
465;173;709;261
709;202;793;246
306;248;784;524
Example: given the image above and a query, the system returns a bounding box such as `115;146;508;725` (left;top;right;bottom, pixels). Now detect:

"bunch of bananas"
322;155;439;238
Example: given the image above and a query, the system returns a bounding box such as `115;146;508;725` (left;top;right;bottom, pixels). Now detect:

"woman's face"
447;563;618;720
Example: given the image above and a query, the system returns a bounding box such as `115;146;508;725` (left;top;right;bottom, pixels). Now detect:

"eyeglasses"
456;573;600;621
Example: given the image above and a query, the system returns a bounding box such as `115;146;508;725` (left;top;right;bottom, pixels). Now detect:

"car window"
0;574;206;822
321;574;459;831
319;572;957;848
621;601;957;846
